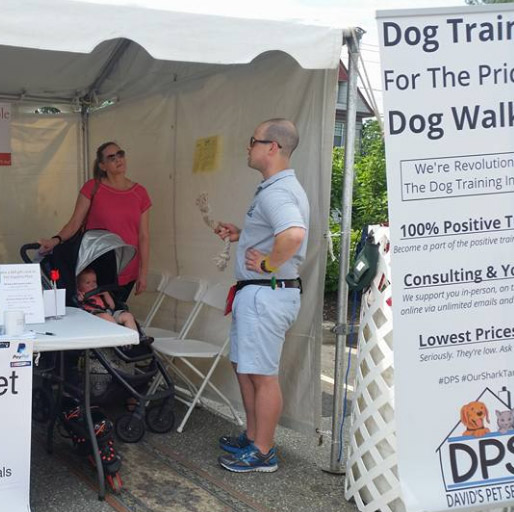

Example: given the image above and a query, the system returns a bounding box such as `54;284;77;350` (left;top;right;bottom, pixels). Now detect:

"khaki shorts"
229;285;300;375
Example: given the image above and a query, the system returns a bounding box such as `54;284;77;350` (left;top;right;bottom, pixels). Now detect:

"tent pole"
81;105;90;183
328;27;363;474
0;93;73;104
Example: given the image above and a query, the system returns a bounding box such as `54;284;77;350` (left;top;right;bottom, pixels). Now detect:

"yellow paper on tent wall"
192;135;221;173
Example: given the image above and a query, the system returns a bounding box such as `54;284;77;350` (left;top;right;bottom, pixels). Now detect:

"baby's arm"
101;291;115;309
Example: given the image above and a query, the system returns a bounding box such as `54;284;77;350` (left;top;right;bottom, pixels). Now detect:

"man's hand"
215;222;240;243
244;228;306;274
245;248;266;273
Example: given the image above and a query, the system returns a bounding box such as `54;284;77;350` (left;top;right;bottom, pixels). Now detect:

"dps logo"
438;387;514;508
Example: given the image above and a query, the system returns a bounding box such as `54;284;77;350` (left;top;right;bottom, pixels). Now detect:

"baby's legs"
116;311;138;331
96;312;117;324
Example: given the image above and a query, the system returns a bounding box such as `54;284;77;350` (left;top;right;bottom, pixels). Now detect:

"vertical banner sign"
0;340;33;511
0;103;11;166
378;4;514;512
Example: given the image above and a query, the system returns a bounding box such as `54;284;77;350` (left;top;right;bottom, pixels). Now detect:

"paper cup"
4;310;25;336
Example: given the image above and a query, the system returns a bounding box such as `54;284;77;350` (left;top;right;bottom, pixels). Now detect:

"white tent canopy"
2;0;341;67
0;0;343;433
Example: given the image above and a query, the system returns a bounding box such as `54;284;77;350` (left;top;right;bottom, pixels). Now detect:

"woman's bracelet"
51;235;63;245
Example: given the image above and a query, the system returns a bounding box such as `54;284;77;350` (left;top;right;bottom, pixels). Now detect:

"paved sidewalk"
30;339;358;512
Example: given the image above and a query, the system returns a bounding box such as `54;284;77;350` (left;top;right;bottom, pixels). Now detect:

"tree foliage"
325;119;389;292
352;120;388;230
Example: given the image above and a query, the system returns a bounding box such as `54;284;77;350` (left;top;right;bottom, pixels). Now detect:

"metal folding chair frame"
142;274;206;341
148;283;243;432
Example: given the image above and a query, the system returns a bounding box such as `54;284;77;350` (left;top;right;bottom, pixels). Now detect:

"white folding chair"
137;269;168;322
142;275;206;341
152;282;243;433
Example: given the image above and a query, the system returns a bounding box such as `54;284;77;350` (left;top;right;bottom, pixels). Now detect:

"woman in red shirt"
39;142;151;301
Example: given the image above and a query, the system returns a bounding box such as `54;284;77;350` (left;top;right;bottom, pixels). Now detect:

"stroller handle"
20;242;42;263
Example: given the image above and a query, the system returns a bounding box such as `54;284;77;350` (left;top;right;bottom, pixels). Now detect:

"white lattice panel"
344;227;514;512
344;226;405;512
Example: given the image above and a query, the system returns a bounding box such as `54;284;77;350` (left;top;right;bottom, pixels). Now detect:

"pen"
34;331;55;336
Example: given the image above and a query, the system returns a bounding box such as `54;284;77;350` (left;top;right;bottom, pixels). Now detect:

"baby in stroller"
25;230;175;448
77;267;139;333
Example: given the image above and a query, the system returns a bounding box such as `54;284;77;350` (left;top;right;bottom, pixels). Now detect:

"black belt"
236;278;302;293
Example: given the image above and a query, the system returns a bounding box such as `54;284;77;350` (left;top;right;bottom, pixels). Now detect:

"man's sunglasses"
104;149;126;162
249;136;282;149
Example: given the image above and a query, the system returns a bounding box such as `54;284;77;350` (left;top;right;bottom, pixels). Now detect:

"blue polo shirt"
235;169;309;281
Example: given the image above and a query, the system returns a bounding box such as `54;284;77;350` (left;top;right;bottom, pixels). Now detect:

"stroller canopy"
77;231;136;277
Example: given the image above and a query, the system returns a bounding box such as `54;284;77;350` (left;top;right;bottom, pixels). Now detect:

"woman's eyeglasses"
249;136;282;149
104;149;126;162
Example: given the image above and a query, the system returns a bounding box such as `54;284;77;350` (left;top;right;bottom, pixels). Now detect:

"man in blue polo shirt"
215;118;309;473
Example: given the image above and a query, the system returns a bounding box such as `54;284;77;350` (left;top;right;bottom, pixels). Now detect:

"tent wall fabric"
0;111;82;262
0;0;343;433
89;52;337;431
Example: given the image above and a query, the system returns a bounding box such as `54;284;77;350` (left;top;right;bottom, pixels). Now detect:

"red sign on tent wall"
0;103;11;166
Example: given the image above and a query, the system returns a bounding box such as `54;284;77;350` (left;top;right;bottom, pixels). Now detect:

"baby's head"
77;268;98;294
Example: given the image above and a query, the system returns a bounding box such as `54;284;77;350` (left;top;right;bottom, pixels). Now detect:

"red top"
81;293;109;314
80;179;151;285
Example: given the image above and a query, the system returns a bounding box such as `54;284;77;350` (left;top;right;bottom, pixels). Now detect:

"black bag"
44;180;101;303
345;234;379;292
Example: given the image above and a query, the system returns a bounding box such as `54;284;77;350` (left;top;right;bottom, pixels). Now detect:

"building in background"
334;61;374;147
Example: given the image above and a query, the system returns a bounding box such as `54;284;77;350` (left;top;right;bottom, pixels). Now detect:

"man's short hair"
261;119;299;157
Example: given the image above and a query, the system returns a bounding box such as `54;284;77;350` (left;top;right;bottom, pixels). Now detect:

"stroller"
24;230;175;490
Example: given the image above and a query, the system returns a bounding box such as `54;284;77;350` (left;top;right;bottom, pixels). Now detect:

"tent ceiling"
1;44;114;103
0;39;226;105
6;1;342;69
0;0;342;106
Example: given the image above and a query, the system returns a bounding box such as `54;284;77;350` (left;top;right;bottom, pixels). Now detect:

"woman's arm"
136;209;150;295
38;194;91;252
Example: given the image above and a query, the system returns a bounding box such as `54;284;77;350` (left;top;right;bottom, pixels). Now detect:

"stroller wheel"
146;402;175;434
106;472;123;494
115;414;145;443
32;386;54;423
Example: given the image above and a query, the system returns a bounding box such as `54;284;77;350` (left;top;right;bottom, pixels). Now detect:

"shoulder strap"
82;179;101;231
89;179;100;205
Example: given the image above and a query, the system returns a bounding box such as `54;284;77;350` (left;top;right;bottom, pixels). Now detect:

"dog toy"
196;193;230;271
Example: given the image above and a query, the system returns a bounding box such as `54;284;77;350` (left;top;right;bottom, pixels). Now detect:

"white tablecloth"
31;307;138;352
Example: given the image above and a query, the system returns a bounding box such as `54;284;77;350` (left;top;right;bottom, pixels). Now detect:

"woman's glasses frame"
103;149;126;162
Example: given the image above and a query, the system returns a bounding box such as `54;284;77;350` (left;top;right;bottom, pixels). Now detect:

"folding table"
32;307;138;499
